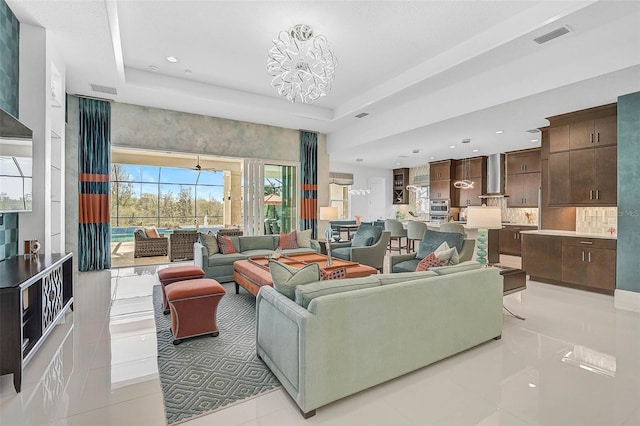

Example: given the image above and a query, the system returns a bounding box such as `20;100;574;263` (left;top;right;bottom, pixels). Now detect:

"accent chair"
331;225;390;271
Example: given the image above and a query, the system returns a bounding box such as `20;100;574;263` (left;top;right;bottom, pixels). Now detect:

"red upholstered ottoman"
165;278;225;345
158;265;205;314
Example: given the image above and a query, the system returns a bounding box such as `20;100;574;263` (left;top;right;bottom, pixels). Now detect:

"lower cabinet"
521;233;616;294
561;238;616;291
500;225;537;256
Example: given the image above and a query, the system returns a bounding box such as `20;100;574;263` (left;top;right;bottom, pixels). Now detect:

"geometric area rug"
152;284;281;425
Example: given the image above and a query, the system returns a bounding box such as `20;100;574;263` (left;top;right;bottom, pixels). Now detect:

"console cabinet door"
588;248;616;291
562;245;588;285
569;149;595;204
521;234;562;281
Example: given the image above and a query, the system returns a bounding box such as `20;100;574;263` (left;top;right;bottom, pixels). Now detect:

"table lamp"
466;206;502;266
319;207;338;266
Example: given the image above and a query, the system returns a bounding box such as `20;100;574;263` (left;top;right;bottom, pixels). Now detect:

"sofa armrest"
193;242;208;269
460;239;476;262
310;240;322;253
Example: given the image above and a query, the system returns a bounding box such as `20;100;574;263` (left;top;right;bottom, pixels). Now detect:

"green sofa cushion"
269;260;320;300
376;271;438;285
331;247;351;261
240;235;276;252
207;252;247;267
294;276;380;308
416;230;465;259
392;259;420;273
429;260;482;275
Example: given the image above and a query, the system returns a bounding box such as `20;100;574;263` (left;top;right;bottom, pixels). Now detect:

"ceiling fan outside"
193;155;218;172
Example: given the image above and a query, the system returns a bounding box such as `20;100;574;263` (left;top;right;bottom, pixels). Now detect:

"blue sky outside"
117;164;225;201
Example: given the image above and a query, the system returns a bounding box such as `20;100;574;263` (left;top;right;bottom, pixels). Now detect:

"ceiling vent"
534;26;571;44
355;112;369;119
90;84;118;95
526;129;540;133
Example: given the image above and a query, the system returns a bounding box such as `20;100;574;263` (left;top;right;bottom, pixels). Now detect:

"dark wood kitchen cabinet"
429;160;456;202
547;104;617;207
521;233;562;282
506;149;540;208
392;168;409;204
499;225;538;256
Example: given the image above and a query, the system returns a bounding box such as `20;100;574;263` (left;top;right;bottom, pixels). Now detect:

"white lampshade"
319;207;339;221
466;206;502;229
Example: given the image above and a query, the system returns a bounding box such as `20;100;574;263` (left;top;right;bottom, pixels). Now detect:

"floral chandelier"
267;24;337;104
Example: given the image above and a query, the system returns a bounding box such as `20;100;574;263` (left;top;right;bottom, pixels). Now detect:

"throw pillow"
415;252;445;272
199;232;219;255
296;228;313;248
279;230;299;250
217;235;237;254
135;229;147;239
434;242;459;265
320;267;347;281
144;227;160;238
269;260;320;300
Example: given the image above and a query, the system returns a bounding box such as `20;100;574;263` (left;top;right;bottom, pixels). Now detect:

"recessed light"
472;149;479;153
530;139;538;143
166;56;178;63
528;383;537;388
148;65;158;72
449;145;456;149
396;162;401;166
496;130;504;134
429;156;435;160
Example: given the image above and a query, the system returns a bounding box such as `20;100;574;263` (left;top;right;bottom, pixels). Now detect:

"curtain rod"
73;94;114;102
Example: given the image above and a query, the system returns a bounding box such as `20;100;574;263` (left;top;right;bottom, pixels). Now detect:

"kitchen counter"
520;229;617;240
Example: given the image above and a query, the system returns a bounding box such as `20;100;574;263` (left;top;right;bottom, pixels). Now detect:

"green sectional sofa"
255;266;504;418
193;234;319;283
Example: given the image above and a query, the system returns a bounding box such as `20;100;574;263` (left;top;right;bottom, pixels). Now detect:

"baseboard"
614;289;640;312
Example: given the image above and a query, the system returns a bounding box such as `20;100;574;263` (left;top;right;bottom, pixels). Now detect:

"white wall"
18;24;66;255
330;161;393;221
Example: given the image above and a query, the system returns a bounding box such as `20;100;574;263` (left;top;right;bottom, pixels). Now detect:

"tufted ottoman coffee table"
165;278;225;345
158;265;205;314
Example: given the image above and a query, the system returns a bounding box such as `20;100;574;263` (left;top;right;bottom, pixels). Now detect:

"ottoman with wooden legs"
158;265;205;315
165;278;226;345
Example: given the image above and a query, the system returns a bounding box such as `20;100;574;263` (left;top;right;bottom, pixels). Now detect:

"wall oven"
429;200;451;223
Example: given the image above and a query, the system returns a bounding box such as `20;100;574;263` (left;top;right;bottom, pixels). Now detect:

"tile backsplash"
576;207;618;235
0;212;19;261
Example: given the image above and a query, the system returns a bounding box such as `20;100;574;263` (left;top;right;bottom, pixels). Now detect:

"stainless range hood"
479;153;509;198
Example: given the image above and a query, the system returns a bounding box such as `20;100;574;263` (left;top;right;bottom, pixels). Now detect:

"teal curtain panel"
78;98;111;271
300;131;318;238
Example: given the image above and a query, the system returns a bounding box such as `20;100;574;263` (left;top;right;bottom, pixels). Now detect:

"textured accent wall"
0;213;19;260
0;0;19;117
111;102;300;162
617;91;640;293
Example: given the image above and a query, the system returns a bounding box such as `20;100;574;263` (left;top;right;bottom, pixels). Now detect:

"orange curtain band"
300;183;317;191
79;193;110;223
79;173;109;182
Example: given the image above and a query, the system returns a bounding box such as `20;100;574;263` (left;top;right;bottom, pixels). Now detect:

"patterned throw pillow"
320;267;347;281
415;252;445;272
269;260;320;300
199;232;219;255
217;235;237;254
279;230;299;250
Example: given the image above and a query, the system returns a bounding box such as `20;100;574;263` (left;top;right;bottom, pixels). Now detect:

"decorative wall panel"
0;0;19;117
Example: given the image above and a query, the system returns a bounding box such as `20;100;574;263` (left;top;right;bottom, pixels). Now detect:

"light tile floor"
1;256;639;425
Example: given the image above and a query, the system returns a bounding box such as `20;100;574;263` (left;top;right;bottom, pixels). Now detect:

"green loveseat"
255;266;503;418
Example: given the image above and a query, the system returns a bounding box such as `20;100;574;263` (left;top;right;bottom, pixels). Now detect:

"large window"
110;163;225;228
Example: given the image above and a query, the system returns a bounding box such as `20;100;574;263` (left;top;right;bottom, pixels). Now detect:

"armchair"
169;230;199;261
134;228;169;258
331;226;390;271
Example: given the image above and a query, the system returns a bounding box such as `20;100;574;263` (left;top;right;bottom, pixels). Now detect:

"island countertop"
519;229;617;240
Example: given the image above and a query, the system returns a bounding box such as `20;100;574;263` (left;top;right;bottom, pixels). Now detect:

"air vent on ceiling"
534;26;571;44
355;112;369;118
526;129;540;133
90;84;118;95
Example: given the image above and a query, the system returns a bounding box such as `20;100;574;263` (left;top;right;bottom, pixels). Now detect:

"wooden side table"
493;265;527;320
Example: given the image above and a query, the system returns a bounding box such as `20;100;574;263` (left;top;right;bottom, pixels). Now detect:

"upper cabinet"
392;168;410;204
547;104;617;207
506;149;541;208
429;160;455;202
453;156;486;207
